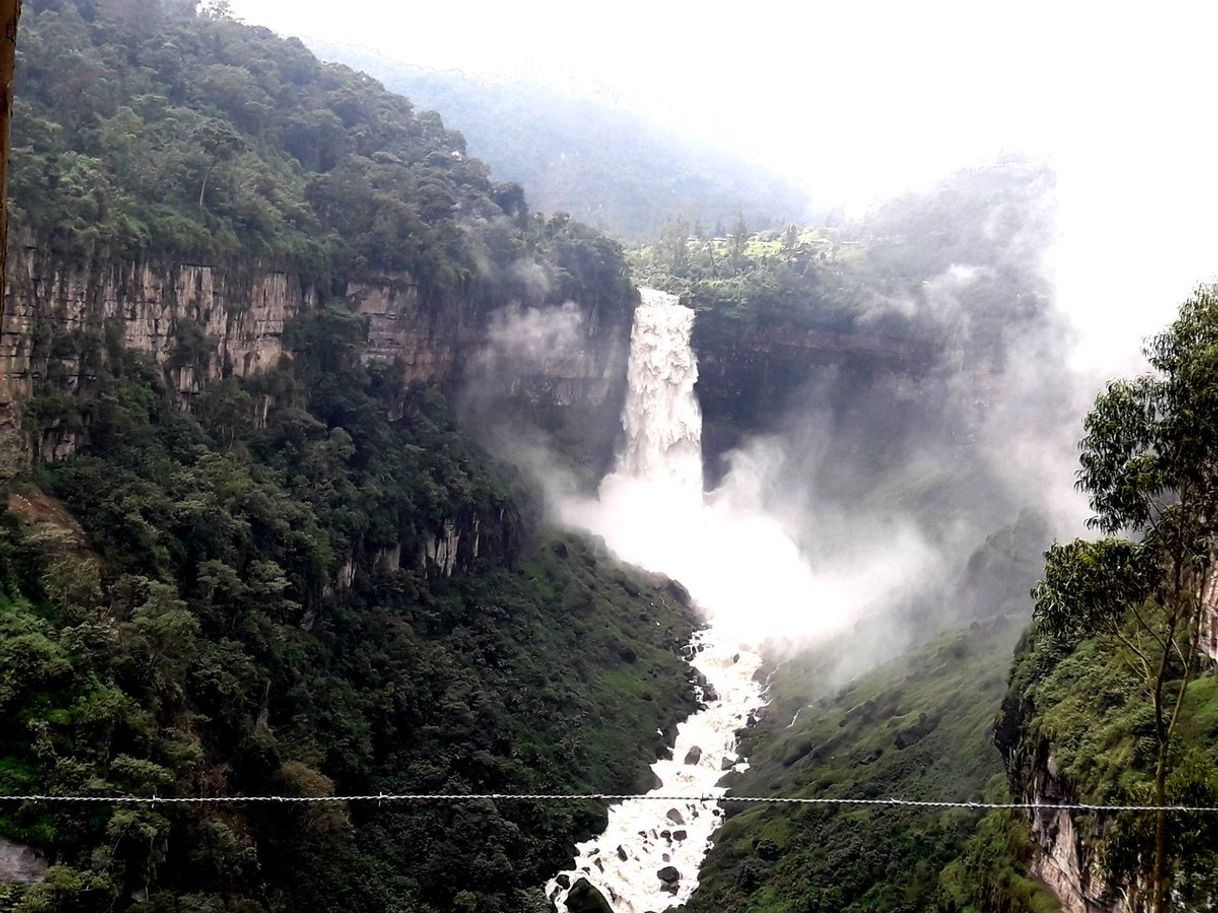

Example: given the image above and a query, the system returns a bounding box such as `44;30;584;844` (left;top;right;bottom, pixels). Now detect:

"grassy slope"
683;614;1057;913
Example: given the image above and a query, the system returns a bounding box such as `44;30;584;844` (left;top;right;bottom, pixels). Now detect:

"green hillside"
306;47;816;240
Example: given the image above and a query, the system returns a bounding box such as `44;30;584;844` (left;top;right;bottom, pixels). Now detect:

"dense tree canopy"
0;302;700;913
9;0;633;313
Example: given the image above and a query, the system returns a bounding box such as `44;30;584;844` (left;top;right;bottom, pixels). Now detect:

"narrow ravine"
549;289;772;911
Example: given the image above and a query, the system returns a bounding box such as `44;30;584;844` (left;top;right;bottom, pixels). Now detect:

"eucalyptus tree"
1033;285;1218;912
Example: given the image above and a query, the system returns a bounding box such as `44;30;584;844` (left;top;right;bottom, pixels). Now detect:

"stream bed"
545;629;767;912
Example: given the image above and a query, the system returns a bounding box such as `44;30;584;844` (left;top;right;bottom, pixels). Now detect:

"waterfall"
616;288;704;499
547;290;768;913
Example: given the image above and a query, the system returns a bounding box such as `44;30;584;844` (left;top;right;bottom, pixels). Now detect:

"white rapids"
545;635;765;911
547;289;771;912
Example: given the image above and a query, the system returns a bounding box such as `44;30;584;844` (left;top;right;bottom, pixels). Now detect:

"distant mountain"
307;41;817;239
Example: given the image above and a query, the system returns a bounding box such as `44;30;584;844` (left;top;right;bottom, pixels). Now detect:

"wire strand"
2;793;1216;813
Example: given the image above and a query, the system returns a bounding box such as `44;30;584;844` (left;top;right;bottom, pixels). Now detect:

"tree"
194;118;243;214
1033;285;1218;913
728;211;749;274
660;217;690;277
782;223;799;252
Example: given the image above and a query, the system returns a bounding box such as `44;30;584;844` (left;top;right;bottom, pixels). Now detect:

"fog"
231;0;1218;376
469;165;1094;661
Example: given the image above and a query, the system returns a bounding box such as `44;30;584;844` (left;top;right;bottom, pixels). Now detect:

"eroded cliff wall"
1;244;309;406
0;242;633;578
1202;564;1218;662
0;242;630;444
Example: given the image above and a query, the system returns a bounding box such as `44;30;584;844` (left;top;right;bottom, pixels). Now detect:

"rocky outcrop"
421;518;463;577
1022;751;1128;913
0;837;47;885
1202;563;1218;662
0;243;632;465
997;684;1130;913
1;244;308;403
563;878;613;913
690;309;939;467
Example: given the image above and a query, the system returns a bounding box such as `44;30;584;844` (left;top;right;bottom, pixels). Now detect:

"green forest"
10;0;630;314
0;290;706;913
0;2;697;911
0;1;1216;913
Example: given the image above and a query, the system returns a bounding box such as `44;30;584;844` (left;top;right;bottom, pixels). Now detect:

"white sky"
230;0;1218;375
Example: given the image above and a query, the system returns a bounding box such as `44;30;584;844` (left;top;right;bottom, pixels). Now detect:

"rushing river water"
548;290;770;911
546;632;765;910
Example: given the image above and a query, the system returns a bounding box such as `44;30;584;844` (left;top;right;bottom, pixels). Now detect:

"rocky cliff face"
0;243;632;581
0;242;631;459
1;243;308;405
0;837;46;886
1202;564;1218;662
996;645;1138;913
995;690;1128;913
1020;748;1129;913
691;310;938;470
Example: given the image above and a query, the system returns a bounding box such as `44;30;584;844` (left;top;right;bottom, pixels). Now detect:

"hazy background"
229;0;1218;375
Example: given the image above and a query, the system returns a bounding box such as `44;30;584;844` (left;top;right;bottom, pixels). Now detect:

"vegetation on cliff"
629;159;1052;344
11;0;632;317
683;615;1056;913
1000;287;1218;912
683;513;1059;913
0;298;701;913
0;4;705;910
626;161;1063;473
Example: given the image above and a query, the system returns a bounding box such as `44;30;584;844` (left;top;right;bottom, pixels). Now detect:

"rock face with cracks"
0;242;631;463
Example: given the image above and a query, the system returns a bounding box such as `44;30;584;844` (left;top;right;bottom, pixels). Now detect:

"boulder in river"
666;808;685;825
720;756;734;770
673;829;687;840
658;865;680;884
616;845;628;862
565;878;613;913
683;745;702;765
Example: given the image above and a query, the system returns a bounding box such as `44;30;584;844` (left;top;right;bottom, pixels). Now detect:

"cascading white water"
616;289;705;499
547;290;769;912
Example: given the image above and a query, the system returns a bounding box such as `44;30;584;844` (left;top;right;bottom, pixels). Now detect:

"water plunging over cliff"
548;290;769;912
616;289;704;499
